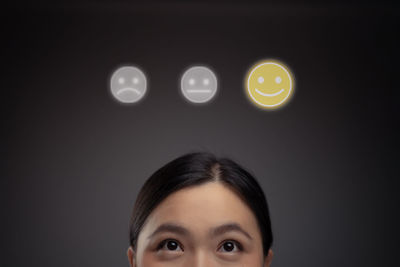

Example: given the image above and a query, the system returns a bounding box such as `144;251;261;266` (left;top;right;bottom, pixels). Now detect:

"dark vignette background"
1;1;398;266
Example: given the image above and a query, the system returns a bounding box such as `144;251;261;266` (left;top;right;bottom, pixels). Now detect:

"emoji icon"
110;66;147;104
245;60;294;109
180;66;218;104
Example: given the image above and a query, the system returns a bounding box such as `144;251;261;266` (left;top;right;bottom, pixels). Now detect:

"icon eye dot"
258;76;264;83
275;76;282;83
133;77;139;84
189;78;195;85
118;77;125;84
203;78;210;85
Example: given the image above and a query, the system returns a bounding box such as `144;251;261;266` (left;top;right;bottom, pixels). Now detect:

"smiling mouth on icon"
255;88;284;97
117;87;141;95
186;89;212;93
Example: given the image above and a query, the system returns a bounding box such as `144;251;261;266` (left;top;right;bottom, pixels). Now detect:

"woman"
127;152;274;266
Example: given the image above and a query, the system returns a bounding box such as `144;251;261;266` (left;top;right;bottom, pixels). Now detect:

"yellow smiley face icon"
246;60;294;109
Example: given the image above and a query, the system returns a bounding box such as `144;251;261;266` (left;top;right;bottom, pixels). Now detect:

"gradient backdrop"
2;1;397;267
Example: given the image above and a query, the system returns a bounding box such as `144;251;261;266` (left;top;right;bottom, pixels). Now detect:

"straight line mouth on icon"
255;88;284;97
117;88;141;95
186;89;213;93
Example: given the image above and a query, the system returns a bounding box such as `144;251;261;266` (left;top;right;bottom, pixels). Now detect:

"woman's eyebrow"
210;223;253;240
147;223;190;239
147;222;253;240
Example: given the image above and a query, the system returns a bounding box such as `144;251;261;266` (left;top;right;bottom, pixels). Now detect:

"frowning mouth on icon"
117;87;141;95
255;88;284;97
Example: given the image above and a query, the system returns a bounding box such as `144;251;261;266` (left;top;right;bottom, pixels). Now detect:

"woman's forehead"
142;182;261;236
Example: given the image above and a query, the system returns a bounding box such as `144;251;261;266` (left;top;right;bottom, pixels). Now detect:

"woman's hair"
129;152;273;256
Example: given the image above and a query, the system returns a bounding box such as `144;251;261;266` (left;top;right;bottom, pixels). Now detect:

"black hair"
129;152;273;256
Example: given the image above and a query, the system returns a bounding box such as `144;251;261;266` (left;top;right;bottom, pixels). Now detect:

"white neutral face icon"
180;66;218;104
110;66;147;104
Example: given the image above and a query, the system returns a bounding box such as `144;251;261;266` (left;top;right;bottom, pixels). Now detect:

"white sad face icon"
110;66;147;104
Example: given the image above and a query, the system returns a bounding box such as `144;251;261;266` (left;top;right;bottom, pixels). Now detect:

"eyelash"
156;239;243;253
156;239;184;251
218;239;243;252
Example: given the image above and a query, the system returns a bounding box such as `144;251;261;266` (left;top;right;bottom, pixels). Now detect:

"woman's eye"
157;239;183;252
218;240;242;253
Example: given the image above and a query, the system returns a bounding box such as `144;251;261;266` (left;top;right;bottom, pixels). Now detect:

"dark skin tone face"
127;182;273;267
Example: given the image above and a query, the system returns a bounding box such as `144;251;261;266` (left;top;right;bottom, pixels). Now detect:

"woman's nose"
190;250;216;267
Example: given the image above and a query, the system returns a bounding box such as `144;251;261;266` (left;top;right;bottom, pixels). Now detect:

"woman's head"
128;152;273;266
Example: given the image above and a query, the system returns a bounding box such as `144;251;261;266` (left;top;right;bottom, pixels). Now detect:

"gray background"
2;1;397;266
